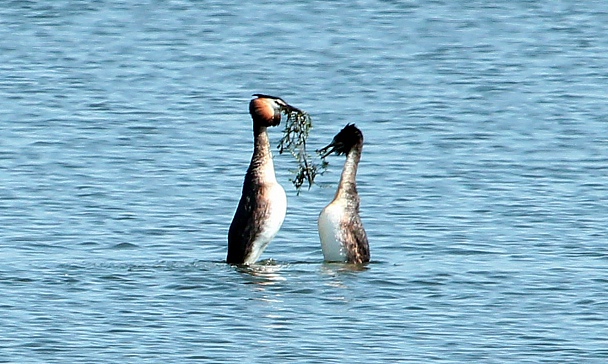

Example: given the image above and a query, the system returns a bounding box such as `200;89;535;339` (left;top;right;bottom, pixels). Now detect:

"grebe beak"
252;94;302;114
317;139;343;158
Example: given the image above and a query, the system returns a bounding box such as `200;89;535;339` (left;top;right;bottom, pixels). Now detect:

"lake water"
1;1;607;362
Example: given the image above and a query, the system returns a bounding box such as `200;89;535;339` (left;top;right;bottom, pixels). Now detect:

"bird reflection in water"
235;259;286;287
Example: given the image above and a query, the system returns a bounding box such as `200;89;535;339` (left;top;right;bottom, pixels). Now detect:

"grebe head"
249;94;300;127
318;123;364;157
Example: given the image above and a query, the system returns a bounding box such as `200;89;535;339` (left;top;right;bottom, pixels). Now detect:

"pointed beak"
317;140;340;158
252;93;302;115
279;101;303;115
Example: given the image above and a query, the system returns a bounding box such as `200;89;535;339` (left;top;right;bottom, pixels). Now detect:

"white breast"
317;200;346;262
244;182;287;265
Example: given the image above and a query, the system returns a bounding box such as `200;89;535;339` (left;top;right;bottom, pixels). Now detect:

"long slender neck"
335;141;363;202
247;125;276;184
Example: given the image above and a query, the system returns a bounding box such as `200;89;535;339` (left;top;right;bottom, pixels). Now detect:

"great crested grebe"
227;94;291;265
317;124;370;264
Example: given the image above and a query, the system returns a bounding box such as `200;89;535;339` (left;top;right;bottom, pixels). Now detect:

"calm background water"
1;1;607;363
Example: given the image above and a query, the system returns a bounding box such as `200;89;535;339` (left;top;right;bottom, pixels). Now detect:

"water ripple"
1;0;608;362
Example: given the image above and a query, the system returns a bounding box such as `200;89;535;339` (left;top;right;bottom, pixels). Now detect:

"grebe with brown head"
317;124;370;264
227;94;290;265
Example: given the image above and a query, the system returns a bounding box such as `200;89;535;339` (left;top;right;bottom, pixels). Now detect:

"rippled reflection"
321;262;369;273
235;260;287;286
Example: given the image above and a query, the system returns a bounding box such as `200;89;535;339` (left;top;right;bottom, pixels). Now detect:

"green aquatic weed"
277;107;326;194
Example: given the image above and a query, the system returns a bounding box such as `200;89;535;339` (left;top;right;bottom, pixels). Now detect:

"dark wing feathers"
343;215;370;264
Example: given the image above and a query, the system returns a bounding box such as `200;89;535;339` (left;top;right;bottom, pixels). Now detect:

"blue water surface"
1;1;607;363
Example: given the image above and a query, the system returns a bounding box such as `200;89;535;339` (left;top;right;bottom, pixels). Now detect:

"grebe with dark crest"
227;94;297;265
317;124;370;264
